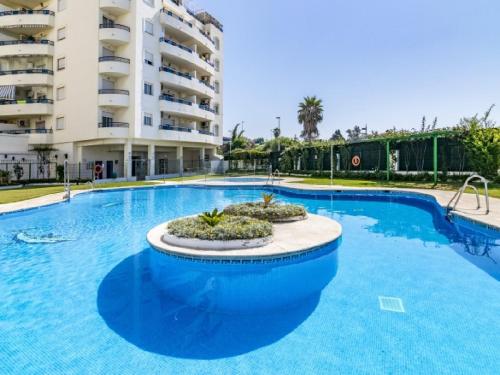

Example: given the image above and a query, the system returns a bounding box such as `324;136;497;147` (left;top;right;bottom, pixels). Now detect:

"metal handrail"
63;160;70;200
266;168;281;185
447;174;490;215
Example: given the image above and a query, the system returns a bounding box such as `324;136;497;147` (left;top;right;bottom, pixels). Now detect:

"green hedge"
167;216;272;241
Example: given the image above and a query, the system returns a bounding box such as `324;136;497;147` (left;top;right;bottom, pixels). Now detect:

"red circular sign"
94;164;103;174
352;155;361;167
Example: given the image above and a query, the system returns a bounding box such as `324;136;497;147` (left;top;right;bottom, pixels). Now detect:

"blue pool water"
0;186;499;374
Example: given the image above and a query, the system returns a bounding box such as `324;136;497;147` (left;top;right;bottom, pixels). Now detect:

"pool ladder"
446;174;490;216
266;169;281;185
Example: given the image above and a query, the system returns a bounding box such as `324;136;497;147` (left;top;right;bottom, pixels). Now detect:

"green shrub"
167;216;272;241
199;208;224;227
224;202;307;222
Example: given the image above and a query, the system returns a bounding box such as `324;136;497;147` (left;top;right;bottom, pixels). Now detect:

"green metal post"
433;135;438;184
386;141;390;181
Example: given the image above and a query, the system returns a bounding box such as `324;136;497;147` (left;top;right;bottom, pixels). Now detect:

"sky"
190;0;500;139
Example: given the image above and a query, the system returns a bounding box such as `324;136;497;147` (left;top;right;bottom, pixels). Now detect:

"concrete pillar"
176;145;183;176
75;146;83;163
124;141;132;179
148;144;155;177
199;148;206;172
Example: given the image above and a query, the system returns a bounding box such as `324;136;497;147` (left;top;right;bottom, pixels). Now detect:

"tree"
346;125;362;141
253;137;265;145
272;127;281;139
330;129;344;142
224;123;248;153
459;105;499;179
297;96;324;141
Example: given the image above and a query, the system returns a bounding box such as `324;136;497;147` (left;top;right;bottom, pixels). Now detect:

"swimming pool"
1;186;499;374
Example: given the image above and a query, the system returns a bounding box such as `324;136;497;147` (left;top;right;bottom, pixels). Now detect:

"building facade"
0;0;223;179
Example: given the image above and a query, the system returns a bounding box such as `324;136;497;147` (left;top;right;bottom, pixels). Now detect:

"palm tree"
298;96;324;141
225;123;247;153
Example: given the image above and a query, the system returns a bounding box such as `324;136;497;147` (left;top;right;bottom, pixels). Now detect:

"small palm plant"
199;208;224;227
262;193;275;208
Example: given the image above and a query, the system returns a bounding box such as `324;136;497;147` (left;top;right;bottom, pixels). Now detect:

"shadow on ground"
97;250;319;359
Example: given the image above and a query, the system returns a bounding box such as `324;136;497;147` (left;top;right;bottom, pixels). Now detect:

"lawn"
0;181;160;204
295;177;500;199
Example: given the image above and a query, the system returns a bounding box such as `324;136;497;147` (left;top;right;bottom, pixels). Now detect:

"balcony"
0;1;43;7
159;66;214;98
158;124;219;145
99;23;130;46
99;56;130;77
0;69;53;87
159;38;215;76
159;95;215;122
0;10;55;34
0;128;53;143
160;9;215;53
0;40;54;57
97;121;129;138
100;0;130;15
98;89;129;108
0;98;53;118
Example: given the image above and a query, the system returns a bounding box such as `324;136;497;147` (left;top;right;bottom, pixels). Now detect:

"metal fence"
0;161;58;182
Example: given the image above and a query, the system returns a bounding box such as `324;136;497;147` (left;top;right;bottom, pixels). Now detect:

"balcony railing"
98;122;129;128
159;66;192;79
0;128;52;134
161;9;193;28
199;104;215;113
0;98;53;105
198;129;215;136
159;37;193;53
99;23;130;32
98;89;129;95
98;56;130;63
159;95;192;105
198;79;215;90
198;28;214;44
0;68;53;75
0;10;55;17
159;124;192;132
0;39;53;46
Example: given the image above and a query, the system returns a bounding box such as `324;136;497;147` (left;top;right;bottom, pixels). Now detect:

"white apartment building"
0;0;223;179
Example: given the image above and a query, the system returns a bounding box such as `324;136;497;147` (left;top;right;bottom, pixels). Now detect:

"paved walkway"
0;179;498;230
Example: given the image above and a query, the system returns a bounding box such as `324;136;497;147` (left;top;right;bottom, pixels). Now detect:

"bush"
167;215;272;241
0;169;10;185
224;202;307;222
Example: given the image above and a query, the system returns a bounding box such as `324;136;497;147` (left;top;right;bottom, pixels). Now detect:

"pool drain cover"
378;296;405;313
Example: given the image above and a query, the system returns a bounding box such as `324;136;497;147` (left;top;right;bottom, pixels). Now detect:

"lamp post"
276;116;281;152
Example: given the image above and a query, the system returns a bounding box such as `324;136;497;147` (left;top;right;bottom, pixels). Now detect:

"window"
57;57;66;70
58;0;66;11
214;104;220;115
144;82;153;96
144;19;154;35
214;59;220;72
214;37;220;50
57;27;66;41
56;117;65;130
214;81;220;94
143;113;153;126
56;86;66;101
143;0;154;6
144;51;154;66
214;124;219;136
102;111;113;127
